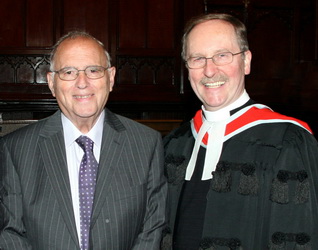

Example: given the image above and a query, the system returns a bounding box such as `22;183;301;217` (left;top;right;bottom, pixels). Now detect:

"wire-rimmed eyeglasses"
51;65;110;81
185;51;246;69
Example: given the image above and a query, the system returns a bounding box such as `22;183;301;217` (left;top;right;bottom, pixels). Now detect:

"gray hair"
49;31;111;71
181;13;249;60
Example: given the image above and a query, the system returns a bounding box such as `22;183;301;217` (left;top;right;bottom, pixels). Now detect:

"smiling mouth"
203;81;225;88
74;94;93;99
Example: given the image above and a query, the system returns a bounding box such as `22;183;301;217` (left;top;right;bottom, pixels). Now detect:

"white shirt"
61;111;104;243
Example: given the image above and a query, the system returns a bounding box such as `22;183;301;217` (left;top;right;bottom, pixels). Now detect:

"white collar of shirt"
62;111;104;154
202;89;250;122
186;90;250;180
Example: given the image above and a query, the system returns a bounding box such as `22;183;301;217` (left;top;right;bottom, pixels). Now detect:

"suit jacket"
0;109;167;250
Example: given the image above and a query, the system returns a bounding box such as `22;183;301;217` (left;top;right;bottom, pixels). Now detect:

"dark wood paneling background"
203;0;318;135
0;0;317;135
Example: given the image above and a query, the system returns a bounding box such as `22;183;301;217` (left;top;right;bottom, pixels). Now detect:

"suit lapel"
39;111;79;247
90;109;126;227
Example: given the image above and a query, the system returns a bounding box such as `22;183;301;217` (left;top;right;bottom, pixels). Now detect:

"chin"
204;101;227;111
75;110;98;119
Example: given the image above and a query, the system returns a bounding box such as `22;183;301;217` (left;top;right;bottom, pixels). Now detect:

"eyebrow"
189;49;231;58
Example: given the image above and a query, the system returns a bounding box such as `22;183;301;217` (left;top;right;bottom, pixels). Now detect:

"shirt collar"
202;89;250;122
62;111;105;148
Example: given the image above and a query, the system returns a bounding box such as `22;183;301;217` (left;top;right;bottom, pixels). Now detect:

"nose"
203;58;218;77
75;71;88;89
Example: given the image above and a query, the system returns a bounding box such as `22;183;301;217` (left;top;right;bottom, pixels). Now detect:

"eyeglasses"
51;66;110;81
186;51;246;69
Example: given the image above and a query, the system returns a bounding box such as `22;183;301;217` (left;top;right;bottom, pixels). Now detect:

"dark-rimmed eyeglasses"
51;66;110;81
186;51;246;69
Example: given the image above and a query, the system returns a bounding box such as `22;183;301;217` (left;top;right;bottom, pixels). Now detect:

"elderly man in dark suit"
0;31;167;250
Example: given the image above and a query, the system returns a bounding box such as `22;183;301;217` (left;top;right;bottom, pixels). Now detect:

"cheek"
188;70;201;83
54;84;72;100
95;83;110;100
223;64;244;80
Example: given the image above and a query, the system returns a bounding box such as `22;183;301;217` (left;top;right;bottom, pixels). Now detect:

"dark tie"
76;136;98;250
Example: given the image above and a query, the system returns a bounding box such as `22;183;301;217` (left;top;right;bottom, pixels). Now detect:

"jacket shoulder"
163;121;191;143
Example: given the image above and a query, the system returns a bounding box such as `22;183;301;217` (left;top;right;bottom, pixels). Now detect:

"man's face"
186;20;251;111
47;37;115;127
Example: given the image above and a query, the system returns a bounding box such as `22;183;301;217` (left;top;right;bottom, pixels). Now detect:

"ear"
47;72;56;97
244;50;252;75
107;67;116;92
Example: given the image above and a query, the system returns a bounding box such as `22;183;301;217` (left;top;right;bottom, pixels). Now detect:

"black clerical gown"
161;104;318;250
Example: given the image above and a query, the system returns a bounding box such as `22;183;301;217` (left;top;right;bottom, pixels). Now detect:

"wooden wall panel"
63;0;110;48
0;55;50;85
26;0;54;47
0;0;25;47
147;0;174;49
118;0;175;50
115;56;175;85
247;12;293;102
118;0;146;48
252;0;292;6
113;0;181;105
297;1;316;61
63;0;86;31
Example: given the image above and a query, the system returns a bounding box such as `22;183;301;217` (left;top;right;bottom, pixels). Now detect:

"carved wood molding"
116;55;176;85
0;54;50;84
0;54;178;86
